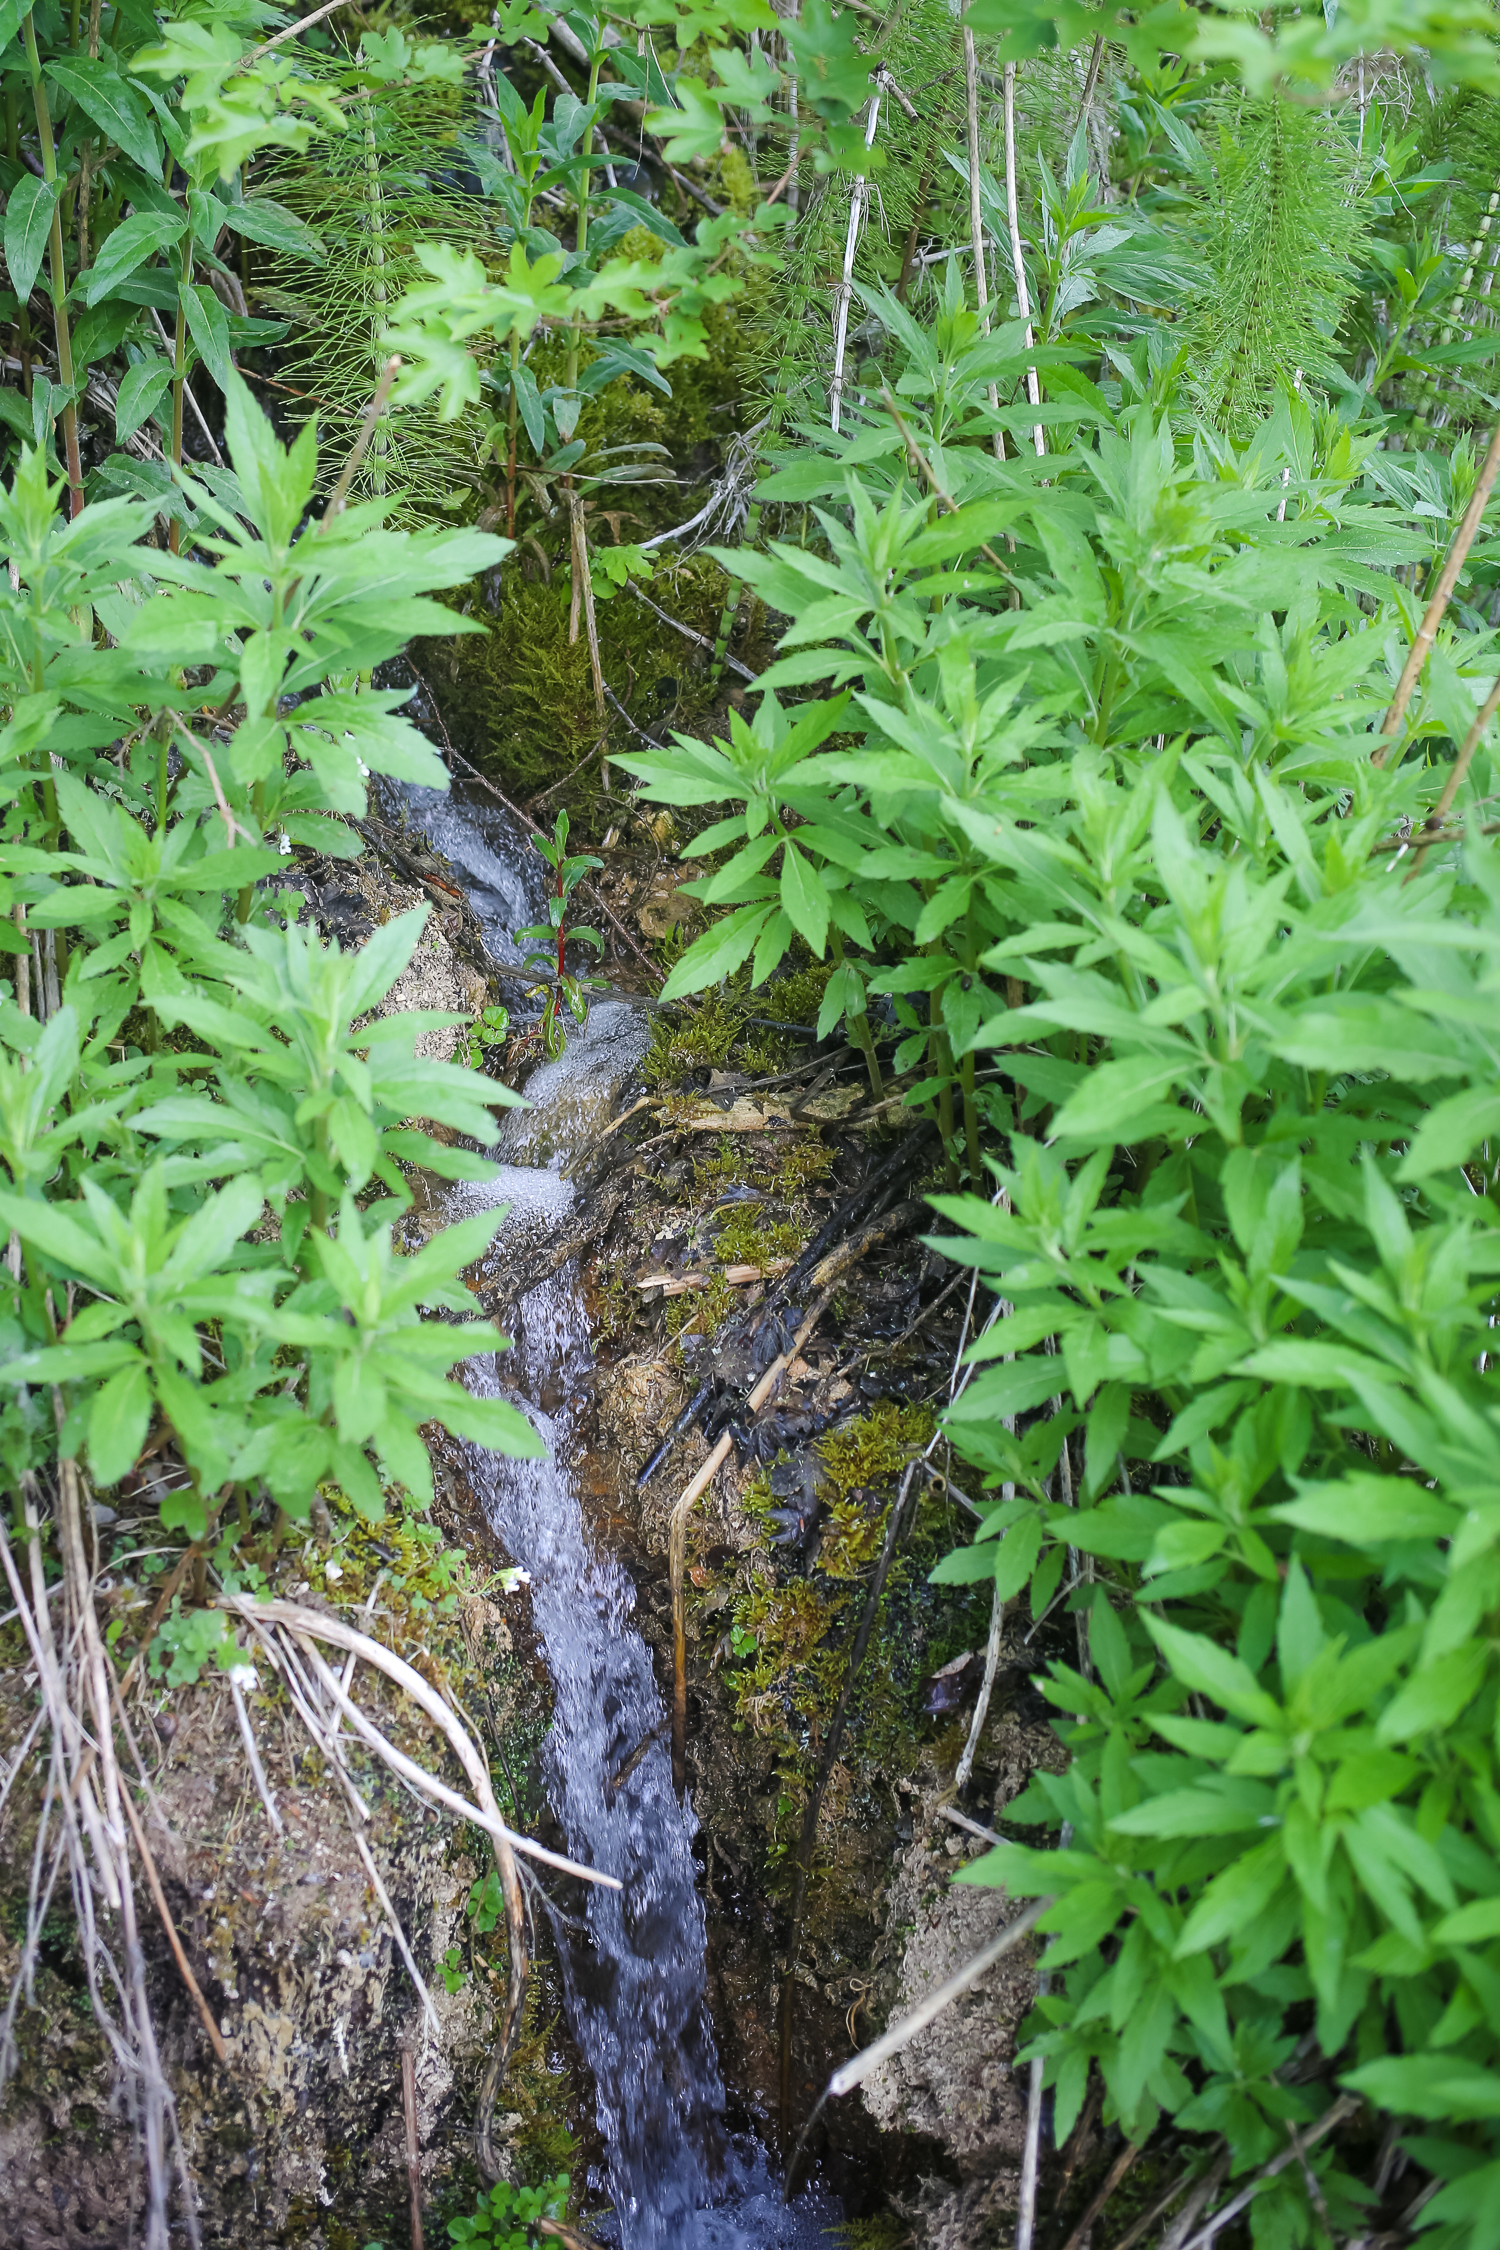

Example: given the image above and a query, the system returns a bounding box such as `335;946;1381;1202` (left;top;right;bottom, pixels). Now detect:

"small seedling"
447;2172;570;2247
514;809;608;1059
463;1001;511;1071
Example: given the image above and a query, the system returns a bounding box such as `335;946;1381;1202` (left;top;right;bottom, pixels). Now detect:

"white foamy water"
427;952;840;2246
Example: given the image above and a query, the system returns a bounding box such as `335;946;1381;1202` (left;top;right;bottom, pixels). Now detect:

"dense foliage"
9;0;1500;2241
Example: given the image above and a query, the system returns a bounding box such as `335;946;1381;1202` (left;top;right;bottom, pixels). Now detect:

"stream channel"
394;777;844;2250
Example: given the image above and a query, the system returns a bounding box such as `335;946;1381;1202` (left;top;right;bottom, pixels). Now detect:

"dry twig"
1378;414;1500;753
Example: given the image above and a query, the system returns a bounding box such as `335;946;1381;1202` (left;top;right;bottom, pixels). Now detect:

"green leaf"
1377;1644;1489;1743
1396;1085;1500;1181
88;1362;153;1487
1176;1837;1287;1956
1342;2054;1500;2121
779;842;830;955
115;357;174;442
658;904;771;1000
47;58;163;178
1142;1614;1283;1727
219;196;324;260
83;209;186;306
5;177;59;306
181;281;232;392
1433;1899;1500;1947
1270;1473;1458;1545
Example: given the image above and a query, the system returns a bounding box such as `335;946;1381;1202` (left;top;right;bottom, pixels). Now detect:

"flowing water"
399;781;842;2248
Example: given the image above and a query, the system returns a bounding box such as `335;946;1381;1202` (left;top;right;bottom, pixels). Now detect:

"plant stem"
1377;411;1500;754
362;95;390;498
960;1046;981;1181
22;13;84;516
565;42;604;392
169;225;193;551
1002;58;1045;460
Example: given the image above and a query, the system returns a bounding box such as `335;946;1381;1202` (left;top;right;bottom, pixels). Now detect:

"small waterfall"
411;904;839;2247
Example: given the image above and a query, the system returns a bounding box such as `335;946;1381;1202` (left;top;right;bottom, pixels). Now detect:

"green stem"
507;332;519;536
169;225;192;551
362;96;390;498
565;45;604;393
4;91;28;400
960;1047;981;1182
22;14;83;516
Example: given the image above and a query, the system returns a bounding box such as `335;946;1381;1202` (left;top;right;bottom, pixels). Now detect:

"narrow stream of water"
398;784;841;2248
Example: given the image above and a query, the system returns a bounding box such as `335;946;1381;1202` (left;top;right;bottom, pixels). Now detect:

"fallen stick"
1055;2139;1146;2250
118;1781;229;2065
782;1898;1049;2202
401;2045;426;2250
637;1259;792;1296
1377;413;1500;755
637;1123;935;1491
834;1897;1047;2093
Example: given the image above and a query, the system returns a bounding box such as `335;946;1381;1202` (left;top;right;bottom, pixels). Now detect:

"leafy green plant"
447;2172;570;2248
0;372;543;1548
515;809;607;1059
616;89;1500;2228
464;1002;513;1071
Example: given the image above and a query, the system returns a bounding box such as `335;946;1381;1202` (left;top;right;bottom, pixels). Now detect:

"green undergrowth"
411;557;731;800
641;963;836;1093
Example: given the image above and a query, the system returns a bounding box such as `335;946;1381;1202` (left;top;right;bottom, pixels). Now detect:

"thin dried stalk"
229;1672;283;1835
1173;2097;1358;2250
1405;668;1500;876
831;1897;1048;2096
963;28;1002;449
954;1584;1003;1791
220;1596;549;2184
117;1780;229;2065
319;354;402;526
356;1827;440;2041
1016;2043;1046;2250
830;91;883;434
1056;2135;1144;2250
59;1463;179;2250
1002;61;1045;458
402;2044;427;2249
1377;416;1500;754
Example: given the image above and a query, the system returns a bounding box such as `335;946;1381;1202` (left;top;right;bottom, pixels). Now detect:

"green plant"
447;2173;569;2248
515;809;607;1058
616;54;1500;2218
464;1002;512;1071
0;376;543;1550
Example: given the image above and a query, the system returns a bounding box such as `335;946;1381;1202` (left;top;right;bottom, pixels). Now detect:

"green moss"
694;1402;991;1881
825;2219;914;2250
818;1401;935;1497
712;1205;804;1267
642;995;744;1089
764;963;834;1025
